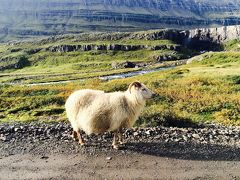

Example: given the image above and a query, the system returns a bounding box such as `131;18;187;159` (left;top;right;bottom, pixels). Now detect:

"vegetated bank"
0;28;239;127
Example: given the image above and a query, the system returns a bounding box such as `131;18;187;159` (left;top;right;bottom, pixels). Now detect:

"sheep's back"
65;89;104;123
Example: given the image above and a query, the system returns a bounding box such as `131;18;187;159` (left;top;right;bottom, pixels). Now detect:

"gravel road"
0;122;240;179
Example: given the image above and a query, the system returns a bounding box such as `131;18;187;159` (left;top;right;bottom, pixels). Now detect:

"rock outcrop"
46;44;146;52
0;56;29;71
44;25;240;52
46;44;181;52
188;25;240;43
183;25;240;50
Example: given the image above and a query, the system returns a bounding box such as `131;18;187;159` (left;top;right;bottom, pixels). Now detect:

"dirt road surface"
0;123;240;179
0;152;240;180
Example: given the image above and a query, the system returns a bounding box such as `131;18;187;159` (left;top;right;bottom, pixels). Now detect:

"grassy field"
0;51;239;126
0;35;239;127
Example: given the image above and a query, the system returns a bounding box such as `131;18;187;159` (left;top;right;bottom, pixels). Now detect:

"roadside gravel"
0;122;239;160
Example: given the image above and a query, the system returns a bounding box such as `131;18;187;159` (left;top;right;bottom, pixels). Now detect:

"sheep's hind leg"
71;130;78;141
112;131;119;149
76;129;85;146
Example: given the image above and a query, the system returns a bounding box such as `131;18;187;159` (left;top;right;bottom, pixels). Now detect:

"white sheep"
65;81;155;149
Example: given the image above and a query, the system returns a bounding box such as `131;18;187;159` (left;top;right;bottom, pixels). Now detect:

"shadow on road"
125;141;240;161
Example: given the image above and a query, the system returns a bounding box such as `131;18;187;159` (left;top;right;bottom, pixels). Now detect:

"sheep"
65;81;155;149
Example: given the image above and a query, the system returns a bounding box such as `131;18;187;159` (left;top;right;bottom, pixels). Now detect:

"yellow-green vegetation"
0;37;239;127
192;51;240;65
1;52;239;126
224;39;240;51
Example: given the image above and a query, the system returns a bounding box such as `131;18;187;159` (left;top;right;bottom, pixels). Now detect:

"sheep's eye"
142;88;147;92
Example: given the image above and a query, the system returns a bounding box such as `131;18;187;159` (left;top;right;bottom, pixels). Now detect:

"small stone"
212;130;218;135
145;130;151;135
9;126;14;132
154;135;161;139
40;156;49;159
192;134;200;139
0;134;6;141
174;138;180;142
182;135;188;141
133;132;139;136
106;157;112;160
165;139;169;142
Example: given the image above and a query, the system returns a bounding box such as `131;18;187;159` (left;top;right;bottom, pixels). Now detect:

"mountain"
1;0;240;41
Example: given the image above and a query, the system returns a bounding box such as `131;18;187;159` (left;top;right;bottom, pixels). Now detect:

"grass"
224;39;240;51
193;52;240;65
0;56;239;126
0;38;239;127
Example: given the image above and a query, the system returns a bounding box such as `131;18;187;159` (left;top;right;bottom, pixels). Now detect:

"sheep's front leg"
76;129;85;146
112;131;119;149
71;130;78;141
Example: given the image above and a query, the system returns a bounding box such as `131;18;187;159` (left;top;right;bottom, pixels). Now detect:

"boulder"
123;61;136;68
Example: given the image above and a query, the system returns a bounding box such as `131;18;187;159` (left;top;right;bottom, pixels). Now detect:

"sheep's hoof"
73;138;79;142
71;135;78;141
79;141;85;146
70;134;75;139
112;145;119;150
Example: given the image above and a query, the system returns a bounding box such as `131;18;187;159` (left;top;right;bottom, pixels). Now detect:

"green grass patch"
0;37;239;127
224;39;240;51
1;59;239;126
191;52;240;66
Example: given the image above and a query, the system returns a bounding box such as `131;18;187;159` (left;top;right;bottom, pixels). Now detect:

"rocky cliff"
42;25;240;51
188;25;240;43
184;25;240;50
1;0;240;42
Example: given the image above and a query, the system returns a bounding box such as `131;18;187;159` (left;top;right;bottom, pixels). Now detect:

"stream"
99;66;173;80
2;66;176;86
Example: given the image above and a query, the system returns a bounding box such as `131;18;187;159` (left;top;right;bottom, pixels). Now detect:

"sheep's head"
128;81;156;100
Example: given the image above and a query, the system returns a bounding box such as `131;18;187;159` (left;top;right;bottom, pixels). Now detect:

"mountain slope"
1;0;240;41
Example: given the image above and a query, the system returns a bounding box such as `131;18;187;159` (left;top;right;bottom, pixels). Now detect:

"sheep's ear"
128;81;142;93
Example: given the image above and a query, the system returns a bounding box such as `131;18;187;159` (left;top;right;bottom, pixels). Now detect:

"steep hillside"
1;0;240;41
